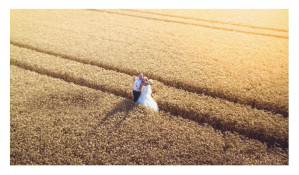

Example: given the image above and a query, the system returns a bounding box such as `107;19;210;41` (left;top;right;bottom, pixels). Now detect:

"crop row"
10;65;288;165
10;9;289;116
10;44;288;147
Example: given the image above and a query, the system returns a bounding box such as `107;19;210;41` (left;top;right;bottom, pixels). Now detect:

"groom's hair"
138;72;143;75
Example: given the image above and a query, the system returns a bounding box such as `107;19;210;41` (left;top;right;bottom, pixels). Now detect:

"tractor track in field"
11;40;288;117
87;9;288;39
10;62;288;149
121;9;288;33
10;64;289;165
10;43;288;148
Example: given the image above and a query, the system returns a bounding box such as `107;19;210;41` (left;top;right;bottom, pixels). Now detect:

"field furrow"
11;44;288;148
10;9;289;116
10;65;288;165
121;9;288;32
91;9;288;39
129;9;288;32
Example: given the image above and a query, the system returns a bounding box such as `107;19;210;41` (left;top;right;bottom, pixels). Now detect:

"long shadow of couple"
96;99;138;129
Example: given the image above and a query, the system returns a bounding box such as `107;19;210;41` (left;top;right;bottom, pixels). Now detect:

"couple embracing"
132;72;159;111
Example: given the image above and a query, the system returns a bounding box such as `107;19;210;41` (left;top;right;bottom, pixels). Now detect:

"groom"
132;72;143;102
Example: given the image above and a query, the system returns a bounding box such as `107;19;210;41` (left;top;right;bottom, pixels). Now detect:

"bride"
136;77;159;111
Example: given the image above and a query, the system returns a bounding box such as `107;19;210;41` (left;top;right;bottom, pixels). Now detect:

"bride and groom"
132;72;159;111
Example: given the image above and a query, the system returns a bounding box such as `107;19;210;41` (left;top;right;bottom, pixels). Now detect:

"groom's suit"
133;78;142;102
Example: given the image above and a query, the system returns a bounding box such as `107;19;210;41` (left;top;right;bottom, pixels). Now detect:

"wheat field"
10;9;288;165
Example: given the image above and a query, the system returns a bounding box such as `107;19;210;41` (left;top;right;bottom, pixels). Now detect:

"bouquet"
147;79;154;85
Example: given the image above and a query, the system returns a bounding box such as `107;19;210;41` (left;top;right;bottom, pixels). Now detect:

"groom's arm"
132;77;136;84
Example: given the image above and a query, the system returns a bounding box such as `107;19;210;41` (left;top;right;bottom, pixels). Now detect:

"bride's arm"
138;83;144;92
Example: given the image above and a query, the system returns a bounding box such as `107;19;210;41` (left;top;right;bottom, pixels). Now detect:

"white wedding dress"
136;85;159;111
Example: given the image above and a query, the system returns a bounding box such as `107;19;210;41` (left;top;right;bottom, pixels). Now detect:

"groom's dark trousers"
133;90;141;102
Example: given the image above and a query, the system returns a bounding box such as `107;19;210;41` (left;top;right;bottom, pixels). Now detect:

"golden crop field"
10;9;288;165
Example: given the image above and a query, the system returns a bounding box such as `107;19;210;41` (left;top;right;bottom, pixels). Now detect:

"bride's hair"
144;77;148;81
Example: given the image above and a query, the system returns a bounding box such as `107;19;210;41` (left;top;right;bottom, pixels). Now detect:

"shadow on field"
25;87;139;129
97;99;137;128
24;91;99;110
